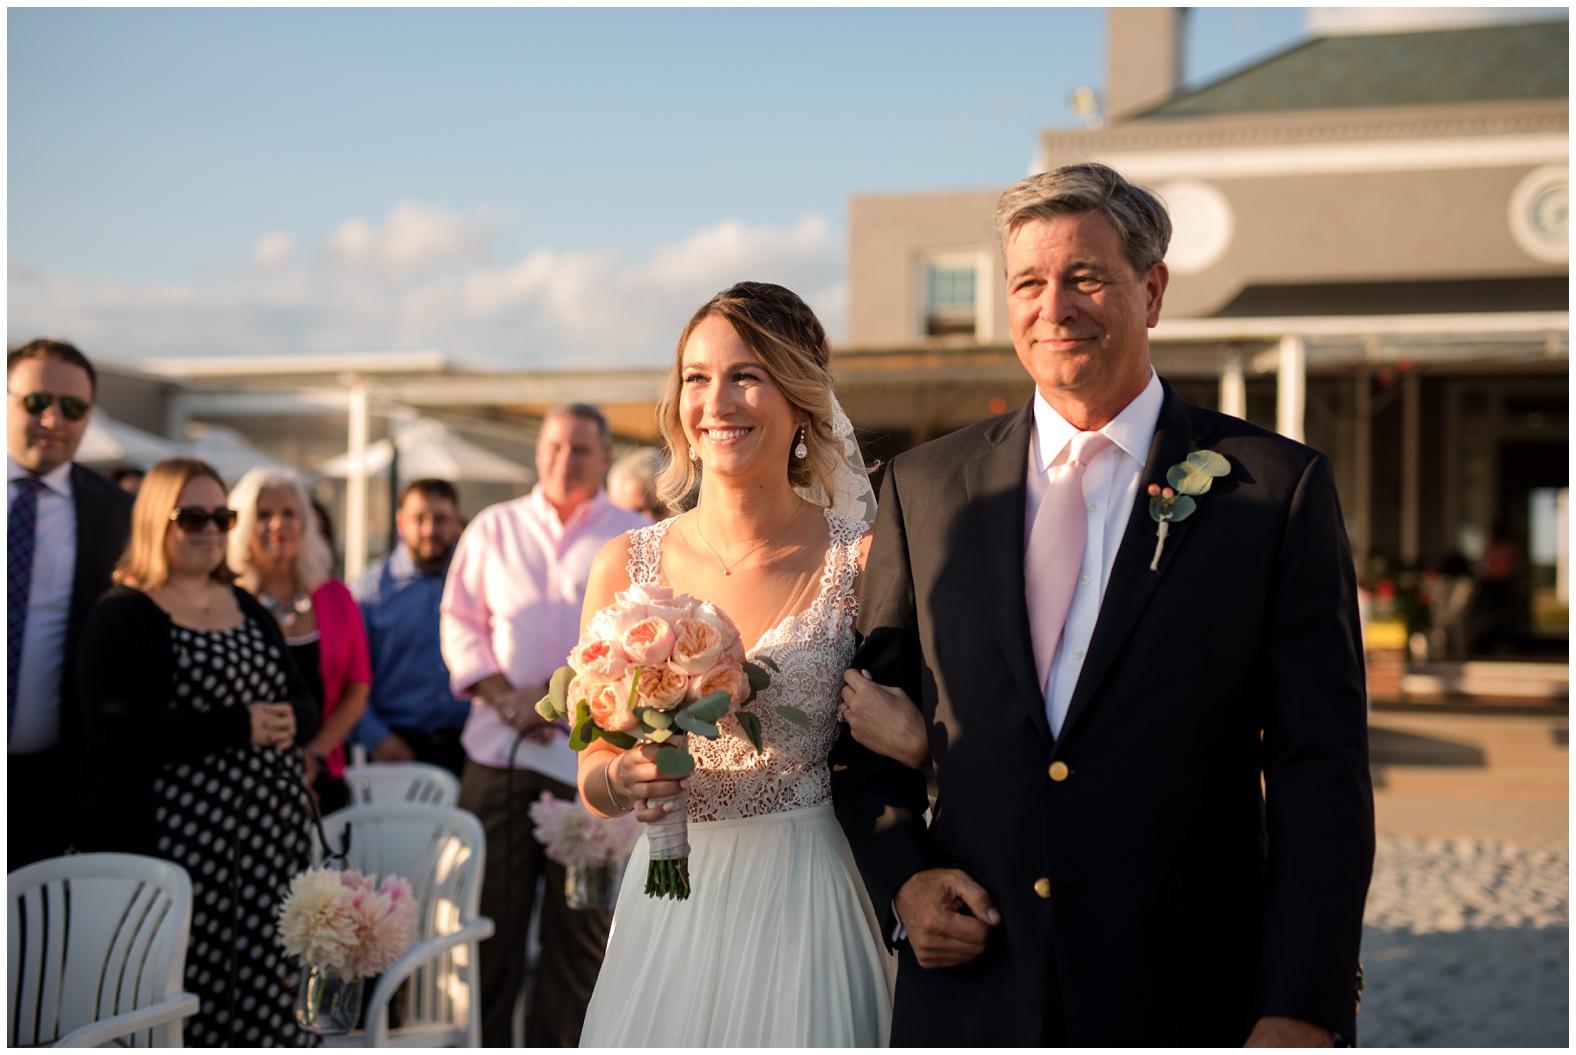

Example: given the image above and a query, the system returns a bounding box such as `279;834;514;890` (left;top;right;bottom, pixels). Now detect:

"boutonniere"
1146;450;1230;570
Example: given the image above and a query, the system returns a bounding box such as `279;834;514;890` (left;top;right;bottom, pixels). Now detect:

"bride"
575;282;911;1046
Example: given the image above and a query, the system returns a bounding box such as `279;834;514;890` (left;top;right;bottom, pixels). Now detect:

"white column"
1400;371;1421;566
345;380;370;581
1352;369;1372;566
1276;335;1305;442
1219;351;1246;419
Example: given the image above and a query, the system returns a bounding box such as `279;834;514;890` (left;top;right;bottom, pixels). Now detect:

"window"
919;251;991;339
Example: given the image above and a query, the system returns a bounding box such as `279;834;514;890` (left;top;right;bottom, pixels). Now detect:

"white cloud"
253;231;295;267
7;202;845;369
1307;7;1562;36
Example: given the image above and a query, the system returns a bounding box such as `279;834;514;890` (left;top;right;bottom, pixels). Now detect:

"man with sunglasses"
7;338;134;867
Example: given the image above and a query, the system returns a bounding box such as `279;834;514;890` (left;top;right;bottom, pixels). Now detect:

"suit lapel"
1057;383;1216;746
963;403;1053;744
69;464;105;627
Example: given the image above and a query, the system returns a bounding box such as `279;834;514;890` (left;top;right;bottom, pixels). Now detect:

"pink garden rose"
691;601;748;662
668;618;725;675
622;617;677;666
620;583;674;606
687;658;752;711
569;636;630;679
588;598;648;643
586;680;640;733
624;665;690;712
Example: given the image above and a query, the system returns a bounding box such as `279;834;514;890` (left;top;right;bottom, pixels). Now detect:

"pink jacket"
312;579;371;778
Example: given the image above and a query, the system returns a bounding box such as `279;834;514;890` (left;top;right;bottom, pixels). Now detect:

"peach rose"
586;680;640;733
691;601;746;662
622;617;676;666
647;594;696;627
619;583;674;606
687;658;752;711
626;664;689;712
569;636;630;680
588;599;648;643
668;618;725;675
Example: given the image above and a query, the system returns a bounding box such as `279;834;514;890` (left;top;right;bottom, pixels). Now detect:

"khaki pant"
459;761;610;1048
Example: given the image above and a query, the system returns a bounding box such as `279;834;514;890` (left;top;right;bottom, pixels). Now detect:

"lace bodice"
625;507;865;822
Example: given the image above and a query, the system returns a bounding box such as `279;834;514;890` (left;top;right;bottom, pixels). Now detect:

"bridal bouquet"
276;866;418;981
535;583;797;899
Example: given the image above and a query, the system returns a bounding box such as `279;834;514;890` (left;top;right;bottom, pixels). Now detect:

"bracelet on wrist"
305;745;326;761
603;760;634;814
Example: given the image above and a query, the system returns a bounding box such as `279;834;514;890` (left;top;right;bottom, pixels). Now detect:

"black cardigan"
73;584;320;852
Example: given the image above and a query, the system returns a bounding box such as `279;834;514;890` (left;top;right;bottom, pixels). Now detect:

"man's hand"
496;687;556;741
471;675;557;742
370;732;417;763
894;868;1000;969
1245;1016;1334;1047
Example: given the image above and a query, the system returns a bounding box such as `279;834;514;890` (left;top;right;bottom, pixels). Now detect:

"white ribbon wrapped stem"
644;793;689;861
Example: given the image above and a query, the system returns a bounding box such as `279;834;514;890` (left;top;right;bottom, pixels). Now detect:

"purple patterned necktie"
8;476;46;732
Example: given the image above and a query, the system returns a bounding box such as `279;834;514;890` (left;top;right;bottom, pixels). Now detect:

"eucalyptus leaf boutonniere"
1146;450;1230;571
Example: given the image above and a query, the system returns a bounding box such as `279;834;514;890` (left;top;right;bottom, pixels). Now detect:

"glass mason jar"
295;963;365;1034
564;863;618;910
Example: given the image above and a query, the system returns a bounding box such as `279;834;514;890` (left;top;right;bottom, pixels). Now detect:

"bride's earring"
794;426;809;460
689;444;697;462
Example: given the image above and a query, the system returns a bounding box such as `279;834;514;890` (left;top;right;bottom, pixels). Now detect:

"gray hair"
544;403;612;451
994;162;1172;276
608;446;666;489
227;466;333;594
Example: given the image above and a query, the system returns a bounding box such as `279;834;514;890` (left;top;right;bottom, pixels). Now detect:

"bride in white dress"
575;283;908;1047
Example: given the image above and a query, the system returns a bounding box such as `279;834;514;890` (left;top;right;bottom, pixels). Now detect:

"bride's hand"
840;669;930;769
611;743;690;823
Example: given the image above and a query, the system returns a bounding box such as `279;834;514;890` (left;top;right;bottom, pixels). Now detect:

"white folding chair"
342;761;462;807
8;852;201;1047
312;803;493;1047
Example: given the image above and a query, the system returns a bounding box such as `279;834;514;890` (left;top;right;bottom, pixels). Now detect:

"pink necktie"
1025;431;1112;695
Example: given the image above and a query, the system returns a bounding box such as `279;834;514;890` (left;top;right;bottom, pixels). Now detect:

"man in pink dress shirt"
440;403;647;1048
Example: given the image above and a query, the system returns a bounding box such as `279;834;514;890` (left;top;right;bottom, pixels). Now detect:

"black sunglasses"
170;507;239;532
8;390;91;421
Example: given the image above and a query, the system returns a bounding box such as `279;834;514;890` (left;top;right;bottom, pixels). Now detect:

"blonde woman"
76;457;317;1046
229;468;370;813
575;282;914;1047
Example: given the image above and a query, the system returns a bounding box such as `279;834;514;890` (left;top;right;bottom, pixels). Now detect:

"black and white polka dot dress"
152;616;315;1048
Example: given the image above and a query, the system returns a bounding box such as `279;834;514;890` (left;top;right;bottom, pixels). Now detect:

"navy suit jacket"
60;464;134;824
833;380;1374;1045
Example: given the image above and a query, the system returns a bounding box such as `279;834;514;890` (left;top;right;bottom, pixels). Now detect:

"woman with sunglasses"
228;467;370;814
76;457;319;1046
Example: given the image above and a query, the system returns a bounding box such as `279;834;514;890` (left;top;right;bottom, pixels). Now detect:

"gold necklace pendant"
695;503;804;576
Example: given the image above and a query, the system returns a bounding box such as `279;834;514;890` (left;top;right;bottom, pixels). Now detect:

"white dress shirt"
8;455;78;754
1025;372;1163;738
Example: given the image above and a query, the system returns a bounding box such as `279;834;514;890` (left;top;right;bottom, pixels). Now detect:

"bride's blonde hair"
655;282;856;511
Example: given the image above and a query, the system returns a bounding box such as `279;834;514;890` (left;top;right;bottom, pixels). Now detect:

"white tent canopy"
75;412;186;467
316;417;530;484
184;424;291;484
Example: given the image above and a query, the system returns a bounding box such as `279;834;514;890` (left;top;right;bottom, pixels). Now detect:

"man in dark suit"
8;339;134;867
834;164;1374;1046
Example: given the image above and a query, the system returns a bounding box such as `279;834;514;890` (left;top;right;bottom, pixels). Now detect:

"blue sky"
7;6;1562;369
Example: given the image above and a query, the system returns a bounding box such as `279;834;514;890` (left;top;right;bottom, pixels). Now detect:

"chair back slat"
8;854;194;1047
342;762;461;808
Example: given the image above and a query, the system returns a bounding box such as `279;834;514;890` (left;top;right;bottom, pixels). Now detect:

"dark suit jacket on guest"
55;465;133;838
832;381;1375;1046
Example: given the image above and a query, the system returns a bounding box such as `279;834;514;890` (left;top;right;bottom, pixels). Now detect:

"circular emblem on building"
1508;166;1568;264
1156;181;1234;275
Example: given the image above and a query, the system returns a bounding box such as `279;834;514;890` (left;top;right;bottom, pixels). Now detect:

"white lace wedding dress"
579;507;894;1047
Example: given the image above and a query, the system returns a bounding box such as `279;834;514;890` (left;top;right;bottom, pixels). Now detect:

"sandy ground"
1359;710;1569;1047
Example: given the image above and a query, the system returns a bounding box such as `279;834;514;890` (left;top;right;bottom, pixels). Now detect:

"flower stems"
645;857;691;900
